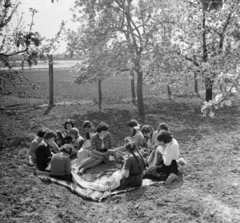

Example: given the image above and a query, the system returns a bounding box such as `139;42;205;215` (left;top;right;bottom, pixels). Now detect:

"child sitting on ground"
83;120;95;141
63;119;75;136
126;119;145;148
71;121;95;170
35;130;57;171
143;130;186;184
117;141;147;189
77;122;118;174
114;120;146;159
50;146;72;182
60;135;77;160
141;124;155;158
29;129;47;165
55;130;64;147
147;122;186;168
68;127;84;151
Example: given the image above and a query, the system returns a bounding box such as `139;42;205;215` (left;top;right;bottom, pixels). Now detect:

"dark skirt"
143;160;178;181
118;174;143;189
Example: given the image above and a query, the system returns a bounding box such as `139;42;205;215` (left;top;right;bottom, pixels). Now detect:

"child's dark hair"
64;135;73;144
82;120;93;129
141;125;154;135
64;119;74;130
83;120;94;139
96;122;109;133
37;129;47;138
125;141;137;153
55;130;64;145
43;130;57;140
125;142;146;171
157;122;169;132
55;130;64;140
156;130;172;144
61;146;72;155
127;119;140;136
126;119;139;128
68;127;80;138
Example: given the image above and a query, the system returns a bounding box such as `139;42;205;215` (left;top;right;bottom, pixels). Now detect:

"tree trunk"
205;79;213;101
194;72;199;96
21;60;25;71
130;70;136;104
98;77;102;111
135;68;145;117
202;9;211;102
48;55;54;106
167;85;172;100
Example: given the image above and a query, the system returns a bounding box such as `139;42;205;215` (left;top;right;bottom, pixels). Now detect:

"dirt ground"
0;69;240;223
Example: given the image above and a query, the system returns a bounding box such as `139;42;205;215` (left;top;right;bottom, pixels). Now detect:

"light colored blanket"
37;169;160;202
72;170;122;192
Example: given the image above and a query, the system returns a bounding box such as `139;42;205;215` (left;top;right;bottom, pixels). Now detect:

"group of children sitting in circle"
29;119;186;189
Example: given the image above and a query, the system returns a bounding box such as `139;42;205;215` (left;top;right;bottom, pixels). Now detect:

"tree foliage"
172;0;240;116
67;0;240;117
142;0;240;117
67;0;175;116
0;0;65;95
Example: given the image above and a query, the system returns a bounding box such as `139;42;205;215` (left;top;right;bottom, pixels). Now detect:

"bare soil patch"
0;69;240;223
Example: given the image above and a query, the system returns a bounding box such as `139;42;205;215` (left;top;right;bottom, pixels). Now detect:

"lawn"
0;68;240;223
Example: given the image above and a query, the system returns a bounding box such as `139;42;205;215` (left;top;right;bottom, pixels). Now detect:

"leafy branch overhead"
0;0;65;95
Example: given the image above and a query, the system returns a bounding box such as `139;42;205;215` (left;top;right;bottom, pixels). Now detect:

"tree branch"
112;26;140;39
0;48;28;57
29;9;37;33
218;6;240;51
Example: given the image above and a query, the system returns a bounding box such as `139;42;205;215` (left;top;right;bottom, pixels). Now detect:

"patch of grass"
2;68;205;105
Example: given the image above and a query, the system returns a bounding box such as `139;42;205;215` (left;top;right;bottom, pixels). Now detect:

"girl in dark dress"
118;142;147;189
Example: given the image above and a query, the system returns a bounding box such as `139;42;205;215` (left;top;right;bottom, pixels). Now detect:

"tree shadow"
145;98;240;134
70;98;240;145
72;108;134;145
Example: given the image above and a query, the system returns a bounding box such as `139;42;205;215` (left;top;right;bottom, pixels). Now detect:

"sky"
12;0;79;53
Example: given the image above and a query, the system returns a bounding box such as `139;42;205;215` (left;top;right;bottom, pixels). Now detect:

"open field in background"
1;68;206;106
0;68;240;223
0;59;81;69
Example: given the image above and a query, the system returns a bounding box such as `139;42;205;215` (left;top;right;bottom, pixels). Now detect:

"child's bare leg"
80;158;103;172
78;157;96;171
